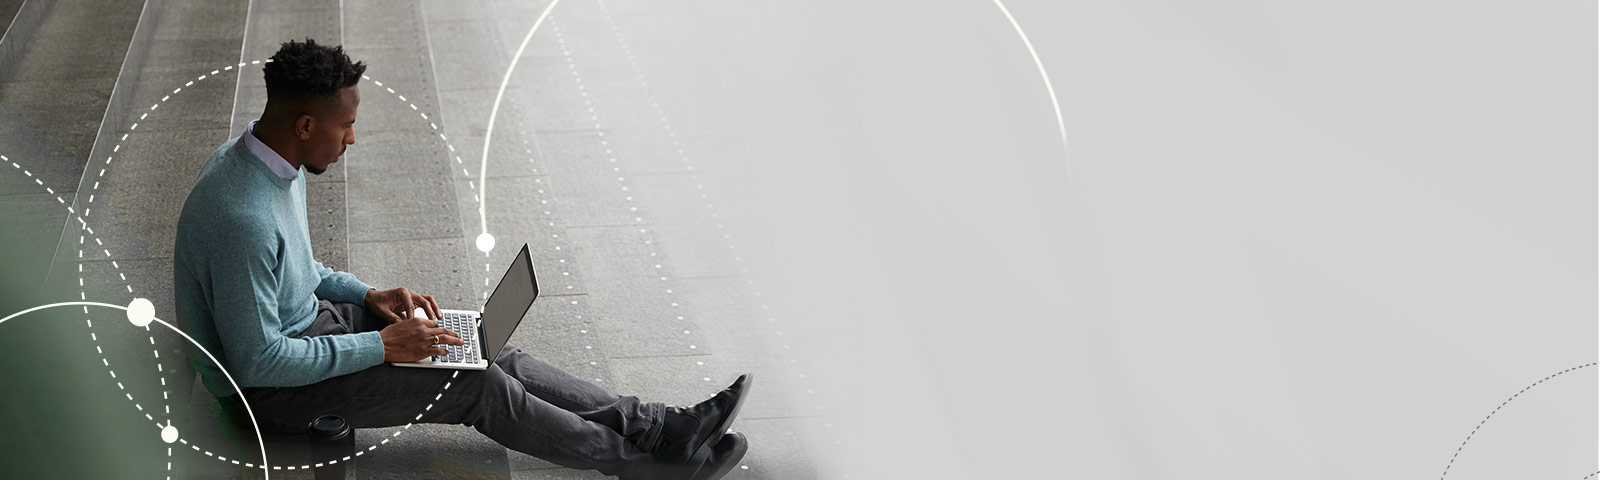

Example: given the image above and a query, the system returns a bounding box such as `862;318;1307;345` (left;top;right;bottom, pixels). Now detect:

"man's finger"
442;331;464;346
425;326;456;340
399;291;415;320
426;346;449;357
410;291;435;320
424;295;441;320
422;328;463;346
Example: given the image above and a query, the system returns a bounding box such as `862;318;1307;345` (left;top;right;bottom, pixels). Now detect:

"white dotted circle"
61;59;485;472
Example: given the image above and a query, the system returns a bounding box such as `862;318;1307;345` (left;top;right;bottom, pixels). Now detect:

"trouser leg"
241;301;663;477
324;300;666;450
494;346;667;452
245;362;659;477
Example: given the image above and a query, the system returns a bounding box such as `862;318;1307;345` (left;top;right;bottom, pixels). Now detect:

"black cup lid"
309;415;348;436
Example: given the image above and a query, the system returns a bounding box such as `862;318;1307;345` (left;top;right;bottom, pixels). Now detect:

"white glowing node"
161;425;179;444
476;232;496;253
127;298;155;327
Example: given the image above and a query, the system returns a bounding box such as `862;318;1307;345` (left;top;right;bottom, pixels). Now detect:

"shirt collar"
244;120;301;181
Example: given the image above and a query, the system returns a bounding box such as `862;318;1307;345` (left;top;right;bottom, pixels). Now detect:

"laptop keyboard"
434;311;482;364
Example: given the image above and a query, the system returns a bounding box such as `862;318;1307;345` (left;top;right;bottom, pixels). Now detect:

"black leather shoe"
626;431;748;480
652;373;753;466
691;431;748;480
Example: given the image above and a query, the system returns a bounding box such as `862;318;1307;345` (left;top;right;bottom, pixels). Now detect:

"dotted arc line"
590;0;824;415
4;154;176;432
0;301;275;478
587;2;838;459
1439;362;1596;479
549;20;712;375
580;3;837;465
68;65;293;436
69;59;482;471
486;73;607;381
176;370;459;471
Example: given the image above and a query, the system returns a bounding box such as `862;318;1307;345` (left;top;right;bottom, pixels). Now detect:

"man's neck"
251;119;302;170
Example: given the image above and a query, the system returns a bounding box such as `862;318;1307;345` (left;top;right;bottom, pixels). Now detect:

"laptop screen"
481;244;538;362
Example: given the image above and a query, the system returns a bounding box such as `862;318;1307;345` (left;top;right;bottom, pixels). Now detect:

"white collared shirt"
244;120;301;181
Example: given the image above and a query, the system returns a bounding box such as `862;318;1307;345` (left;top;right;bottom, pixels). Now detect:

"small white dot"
128;298;155;327
161;425;179;443
475;233;496;253
689;345;697;349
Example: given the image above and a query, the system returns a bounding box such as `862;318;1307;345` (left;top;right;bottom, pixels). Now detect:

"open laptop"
393;243;539;370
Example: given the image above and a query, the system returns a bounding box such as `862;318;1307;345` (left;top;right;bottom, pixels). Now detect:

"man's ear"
294;114;315;140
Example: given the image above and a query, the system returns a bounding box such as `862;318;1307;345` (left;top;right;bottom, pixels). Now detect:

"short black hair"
263;38;366;106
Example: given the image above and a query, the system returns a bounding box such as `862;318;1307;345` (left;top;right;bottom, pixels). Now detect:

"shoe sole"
683;443;714;479
690;432;749;480
692;373;752;465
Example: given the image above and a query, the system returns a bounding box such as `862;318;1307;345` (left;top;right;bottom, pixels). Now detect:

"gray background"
0;0;1592;478
728;0;1598;478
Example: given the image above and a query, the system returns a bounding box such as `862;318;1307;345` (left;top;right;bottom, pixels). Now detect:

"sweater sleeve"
210;220;384;387
313;259;374;305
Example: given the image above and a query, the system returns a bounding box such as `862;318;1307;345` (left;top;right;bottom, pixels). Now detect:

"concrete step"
0;0;26;41
0;0;142;303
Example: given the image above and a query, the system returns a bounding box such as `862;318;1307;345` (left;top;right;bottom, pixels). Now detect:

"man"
173;38;750;480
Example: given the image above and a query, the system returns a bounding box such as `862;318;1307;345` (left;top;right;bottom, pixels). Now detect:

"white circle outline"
0;302;273;479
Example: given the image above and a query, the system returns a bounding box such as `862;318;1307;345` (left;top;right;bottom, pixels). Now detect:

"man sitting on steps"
172;37;750;480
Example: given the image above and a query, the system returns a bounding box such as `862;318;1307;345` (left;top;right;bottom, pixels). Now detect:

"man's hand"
365;287;441;323
380;317;464;362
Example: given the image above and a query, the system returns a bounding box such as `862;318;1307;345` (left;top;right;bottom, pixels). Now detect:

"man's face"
303;86;360;175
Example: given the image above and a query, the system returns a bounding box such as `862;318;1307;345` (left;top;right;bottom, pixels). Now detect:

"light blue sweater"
174;136;382;397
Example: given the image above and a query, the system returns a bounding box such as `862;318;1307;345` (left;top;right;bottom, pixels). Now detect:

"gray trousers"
238;300;666;478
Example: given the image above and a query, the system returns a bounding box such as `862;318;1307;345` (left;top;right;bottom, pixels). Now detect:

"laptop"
393;243;539;370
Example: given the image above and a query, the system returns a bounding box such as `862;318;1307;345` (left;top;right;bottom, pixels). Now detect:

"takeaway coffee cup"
307;414;353;480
